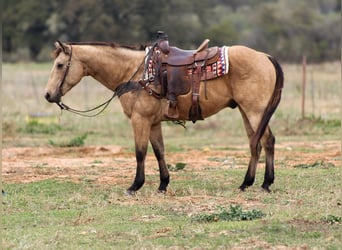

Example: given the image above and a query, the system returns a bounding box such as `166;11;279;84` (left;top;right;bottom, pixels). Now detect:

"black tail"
251;56;284;145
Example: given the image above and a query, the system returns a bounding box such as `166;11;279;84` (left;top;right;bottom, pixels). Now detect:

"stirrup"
165;102;179;119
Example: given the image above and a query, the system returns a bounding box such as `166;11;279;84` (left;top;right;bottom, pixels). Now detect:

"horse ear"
55;40;70;54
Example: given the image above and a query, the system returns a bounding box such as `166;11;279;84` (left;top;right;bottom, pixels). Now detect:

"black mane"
65;41;146;51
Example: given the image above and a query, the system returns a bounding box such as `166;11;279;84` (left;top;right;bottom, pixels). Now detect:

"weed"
49;133;88;147
34;163;49;168
322;215;341;225
275;115;341;136
293;161;335;169
191;205;266;223
207;157;226;162
305;115;341;128
167;162;186;171
92;160;103;164
2;121;17;137
23;121;62;134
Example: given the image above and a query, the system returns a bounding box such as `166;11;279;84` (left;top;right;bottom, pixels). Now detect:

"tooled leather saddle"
145;31;225;122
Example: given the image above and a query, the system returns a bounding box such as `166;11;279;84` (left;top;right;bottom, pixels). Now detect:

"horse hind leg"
240;135;262;191
260;126;275;192
238;56;283;192
238;108;276;192
238;108;262;191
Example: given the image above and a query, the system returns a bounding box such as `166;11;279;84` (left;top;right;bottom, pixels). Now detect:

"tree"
3;0;341;62
3;0;54;60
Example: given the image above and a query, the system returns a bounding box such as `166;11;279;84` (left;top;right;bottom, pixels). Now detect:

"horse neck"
75;45;145;90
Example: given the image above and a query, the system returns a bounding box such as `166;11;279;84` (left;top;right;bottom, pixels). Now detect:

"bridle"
58;45;73;99
56;44;118;117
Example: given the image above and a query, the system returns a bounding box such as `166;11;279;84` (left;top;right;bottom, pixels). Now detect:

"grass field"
2;167;341;249
2;61;341;249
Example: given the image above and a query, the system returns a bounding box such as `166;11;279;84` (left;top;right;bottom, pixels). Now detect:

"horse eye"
57;63;64;69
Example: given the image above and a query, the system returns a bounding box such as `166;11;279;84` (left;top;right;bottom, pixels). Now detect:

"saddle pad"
144;46;230;80
196;46;229;78
216;46;229;76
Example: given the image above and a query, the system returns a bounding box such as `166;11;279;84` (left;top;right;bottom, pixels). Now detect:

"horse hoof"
261;185;271;193
239;185;247;192
157;189;167;195
125;189;137;196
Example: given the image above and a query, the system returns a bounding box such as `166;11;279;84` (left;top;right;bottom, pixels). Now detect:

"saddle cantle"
146;31;229;122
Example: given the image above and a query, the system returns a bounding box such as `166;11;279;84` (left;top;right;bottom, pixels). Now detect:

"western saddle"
146;31;221;122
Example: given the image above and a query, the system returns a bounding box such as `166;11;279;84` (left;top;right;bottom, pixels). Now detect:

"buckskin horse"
44;34;284;194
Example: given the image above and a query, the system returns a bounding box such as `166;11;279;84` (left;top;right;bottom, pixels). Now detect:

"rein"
57;93;117;117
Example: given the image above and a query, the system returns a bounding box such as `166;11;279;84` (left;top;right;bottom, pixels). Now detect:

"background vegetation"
3;0;341;62
2;62;341;148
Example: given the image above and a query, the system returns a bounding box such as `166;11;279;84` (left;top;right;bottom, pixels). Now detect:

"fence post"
310;70;315;116
301;55;306;118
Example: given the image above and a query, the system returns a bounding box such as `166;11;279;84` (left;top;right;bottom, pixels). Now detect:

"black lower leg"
127;176;145;193
156;157;169;192
158;175;170;192
261;163;274;192
150;128;170;193
261;134;275;192
127;148;146;193
240;172;255;191
239;142;261;191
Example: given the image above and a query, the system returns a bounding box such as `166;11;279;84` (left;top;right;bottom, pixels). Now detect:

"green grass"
49;133;88;147
2;62;341;248
2;166;341;249
22;121;62;135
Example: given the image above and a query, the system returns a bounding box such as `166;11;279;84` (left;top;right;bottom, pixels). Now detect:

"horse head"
44;41;85;104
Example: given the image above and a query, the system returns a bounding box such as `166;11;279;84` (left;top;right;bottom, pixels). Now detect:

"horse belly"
176;76;232;120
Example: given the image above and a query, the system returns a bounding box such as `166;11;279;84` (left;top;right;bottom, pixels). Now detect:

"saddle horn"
196;39;210;53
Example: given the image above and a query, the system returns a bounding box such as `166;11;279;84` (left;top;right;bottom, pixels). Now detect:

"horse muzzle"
44;91;61;104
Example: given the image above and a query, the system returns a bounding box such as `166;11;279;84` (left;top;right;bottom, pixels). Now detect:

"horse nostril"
45;92;51;101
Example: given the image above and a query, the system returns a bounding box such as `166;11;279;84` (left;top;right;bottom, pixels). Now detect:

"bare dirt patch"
2;140;340;185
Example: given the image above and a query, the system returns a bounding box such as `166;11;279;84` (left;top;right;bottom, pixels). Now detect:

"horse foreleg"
260;126;275;192
150;123;170;193
127;116;151;194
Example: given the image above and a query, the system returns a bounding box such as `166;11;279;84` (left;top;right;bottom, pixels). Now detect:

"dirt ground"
2;141;340;250
2;140;340;186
